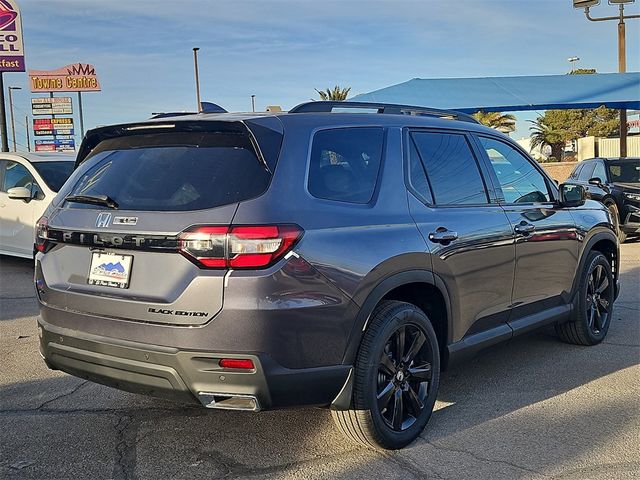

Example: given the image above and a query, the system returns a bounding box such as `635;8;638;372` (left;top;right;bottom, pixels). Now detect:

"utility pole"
193;47;202;113
8;86;21;152
25;114;30;151
0;74;8;152
575;0;640;158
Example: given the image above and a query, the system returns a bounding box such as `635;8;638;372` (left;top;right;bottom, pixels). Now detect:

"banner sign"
33;117;74;136
28;63;101;92
35;138;76;152
31;97;73;115
0;0;25;72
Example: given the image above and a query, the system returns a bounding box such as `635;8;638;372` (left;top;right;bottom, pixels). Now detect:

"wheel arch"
571;230;619;301
341;270;452;370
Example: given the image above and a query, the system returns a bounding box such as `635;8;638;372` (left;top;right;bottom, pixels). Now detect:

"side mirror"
588;177;603;187
559;183;586;208
7;186;32;202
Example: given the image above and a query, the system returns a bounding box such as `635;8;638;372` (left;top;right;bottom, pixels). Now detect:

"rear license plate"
88;252;133;289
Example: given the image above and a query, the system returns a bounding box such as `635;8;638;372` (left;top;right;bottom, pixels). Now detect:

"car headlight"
624;192;640;202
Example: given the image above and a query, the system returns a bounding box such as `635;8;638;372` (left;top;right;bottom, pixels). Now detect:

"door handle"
514;222;535;235
428;228;458;243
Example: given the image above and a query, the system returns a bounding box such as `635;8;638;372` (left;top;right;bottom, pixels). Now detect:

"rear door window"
308;127;384;204
410;131;488;205
66;131;273;211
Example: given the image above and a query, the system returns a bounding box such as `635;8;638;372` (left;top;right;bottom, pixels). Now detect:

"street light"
251;94;256;113
568;56;580;72
8;86;21;152
193;47;202;113
573;0;639;157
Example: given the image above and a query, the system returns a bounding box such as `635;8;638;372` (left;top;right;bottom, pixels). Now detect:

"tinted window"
406;136;433;204
578;162;595;181
608;160;640;183
570;163;583;180
411;132;487;205
32;161;74;192
592;161;607;183
308;127;383;203
1;161;43;200
479;137;550;203
66;132;272;211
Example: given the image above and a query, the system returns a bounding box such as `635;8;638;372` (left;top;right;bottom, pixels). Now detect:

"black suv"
36;102;620;449
565;157;640;242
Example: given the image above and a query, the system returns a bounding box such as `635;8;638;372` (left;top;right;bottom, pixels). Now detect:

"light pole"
251;94;256;113
567;56;580;72
8;86;21;152
193;47;202;113
573;0;640;157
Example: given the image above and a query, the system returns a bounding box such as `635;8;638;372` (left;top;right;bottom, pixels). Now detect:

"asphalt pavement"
1;243;639;479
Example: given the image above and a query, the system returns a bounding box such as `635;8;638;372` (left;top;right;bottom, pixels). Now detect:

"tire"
332;300;440;450
556;251;614;346
604;200;627;243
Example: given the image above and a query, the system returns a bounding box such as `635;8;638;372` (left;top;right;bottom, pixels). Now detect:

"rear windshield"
32;161;75;192
608;161;640;183
65;131;272;211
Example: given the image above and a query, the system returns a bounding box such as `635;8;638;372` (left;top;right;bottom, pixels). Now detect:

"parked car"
565;157;640;242
36;102;619;450
0;153;75;258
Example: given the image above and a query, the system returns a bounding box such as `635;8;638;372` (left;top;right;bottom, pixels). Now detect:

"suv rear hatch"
37;117;284;326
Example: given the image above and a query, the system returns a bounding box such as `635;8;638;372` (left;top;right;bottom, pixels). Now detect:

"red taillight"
179;224;302;269
35;216;49;253
219;358;255;370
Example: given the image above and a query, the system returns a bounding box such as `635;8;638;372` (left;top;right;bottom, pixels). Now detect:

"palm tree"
315;86;351;101
529;118;565;162
473;111;516;133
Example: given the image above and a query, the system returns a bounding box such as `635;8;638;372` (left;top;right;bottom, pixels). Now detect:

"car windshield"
607;160;640;184
32;161;75;192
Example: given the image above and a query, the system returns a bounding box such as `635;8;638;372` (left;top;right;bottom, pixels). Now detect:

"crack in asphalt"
419;438;544;477
34;380;89;411
113;414;136;480
382;451;444;480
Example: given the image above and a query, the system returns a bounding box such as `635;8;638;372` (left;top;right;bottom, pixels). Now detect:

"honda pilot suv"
36;101;620;449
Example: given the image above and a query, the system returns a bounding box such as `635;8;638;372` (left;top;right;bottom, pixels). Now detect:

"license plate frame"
87;252;133;289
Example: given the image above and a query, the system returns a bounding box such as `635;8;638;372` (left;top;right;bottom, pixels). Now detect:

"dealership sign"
31;97;73;115
35;138;75;152
0;0;25;72
28;63;101;92
34;117;74;136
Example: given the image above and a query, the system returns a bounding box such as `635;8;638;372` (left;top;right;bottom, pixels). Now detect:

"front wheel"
332;300;440;450
604;200;627;243
556;251;614;346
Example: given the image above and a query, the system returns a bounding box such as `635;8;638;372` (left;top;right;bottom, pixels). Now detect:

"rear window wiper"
65;194;119;209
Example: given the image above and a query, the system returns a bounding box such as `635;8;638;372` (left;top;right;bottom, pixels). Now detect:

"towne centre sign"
28;63;101;92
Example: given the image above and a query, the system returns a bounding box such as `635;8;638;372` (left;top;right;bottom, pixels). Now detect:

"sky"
8;0;640;151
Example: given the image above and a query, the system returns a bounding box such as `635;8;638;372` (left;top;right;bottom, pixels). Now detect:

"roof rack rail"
289;101;479;124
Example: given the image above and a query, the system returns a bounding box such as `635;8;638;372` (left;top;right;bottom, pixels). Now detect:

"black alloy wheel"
377;324;433;432
586;263;612;335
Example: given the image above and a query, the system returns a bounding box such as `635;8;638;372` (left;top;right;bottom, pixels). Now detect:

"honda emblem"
95;212;112;228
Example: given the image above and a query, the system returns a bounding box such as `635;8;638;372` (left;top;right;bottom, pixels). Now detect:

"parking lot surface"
1;243;639;480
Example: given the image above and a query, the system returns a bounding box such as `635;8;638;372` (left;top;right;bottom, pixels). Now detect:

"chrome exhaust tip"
197;392;261;412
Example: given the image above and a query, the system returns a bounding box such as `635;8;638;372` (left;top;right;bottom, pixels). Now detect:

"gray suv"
36;101;620;449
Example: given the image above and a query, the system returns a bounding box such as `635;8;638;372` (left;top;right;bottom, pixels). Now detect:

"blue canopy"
350;73;640;113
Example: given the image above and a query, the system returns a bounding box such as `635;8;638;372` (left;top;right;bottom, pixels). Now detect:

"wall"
540;161;578;183
577;136;596;161
599;137;640;158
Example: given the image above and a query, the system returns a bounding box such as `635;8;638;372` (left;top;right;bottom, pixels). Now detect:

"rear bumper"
38;317;351;411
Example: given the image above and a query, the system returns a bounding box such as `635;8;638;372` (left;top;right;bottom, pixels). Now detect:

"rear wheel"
556;251;614;346
332;300;440;450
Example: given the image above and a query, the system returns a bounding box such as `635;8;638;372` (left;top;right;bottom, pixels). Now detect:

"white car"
0;152;75;258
